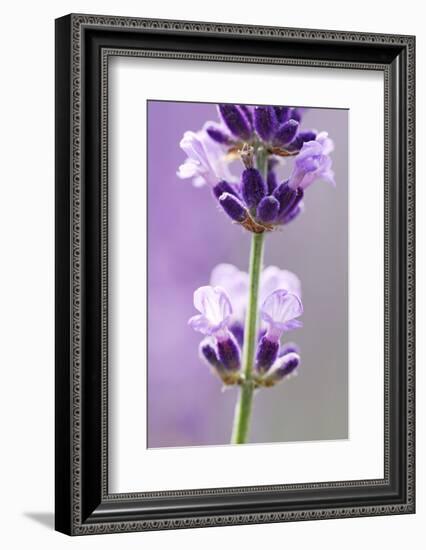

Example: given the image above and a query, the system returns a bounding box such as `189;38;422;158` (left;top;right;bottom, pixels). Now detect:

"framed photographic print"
55;14;415;535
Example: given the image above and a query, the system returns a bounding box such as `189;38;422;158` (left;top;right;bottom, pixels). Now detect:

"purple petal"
189;286;233;336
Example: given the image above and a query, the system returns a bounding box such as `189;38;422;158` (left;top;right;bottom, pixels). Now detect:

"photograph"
52;12;415;537
147;100;349;448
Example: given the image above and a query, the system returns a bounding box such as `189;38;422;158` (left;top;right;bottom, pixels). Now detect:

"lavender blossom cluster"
188;265;302;388
178;104;335;233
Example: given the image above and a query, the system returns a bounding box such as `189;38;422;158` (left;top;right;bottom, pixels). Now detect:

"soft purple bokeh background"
147;101;348;448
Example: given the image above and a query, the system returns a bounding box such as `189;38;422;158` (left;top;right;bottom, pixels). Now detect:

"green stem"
231;232;265;444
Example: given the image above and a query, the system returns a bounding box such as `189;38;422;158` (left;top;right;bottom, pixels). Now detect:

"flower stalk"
231;231;265;444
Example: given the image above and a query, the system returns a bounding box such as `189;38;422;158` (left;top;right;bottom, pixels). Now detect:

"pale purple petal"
177;122;237;187
188;286;233;336
288;132;335;190
261;289;303;340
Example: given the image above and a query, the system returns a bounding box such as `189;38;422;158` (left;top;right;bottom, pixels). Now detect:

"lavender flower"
189;286;241;385
188;285;232;338
177;122;236;187
288;132;335;190
177;102;334;232
261;289;303;341
189;265;303;387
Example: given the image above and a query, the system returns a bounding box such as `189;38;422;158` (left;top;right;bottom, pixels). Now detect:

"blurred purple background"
147;101;348;448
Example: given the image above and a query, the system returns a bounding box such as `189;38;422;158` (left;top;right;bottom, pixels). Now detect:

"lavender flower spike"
261;289;303;342
188;286;233;338
218;104;252;141
288;131;335;190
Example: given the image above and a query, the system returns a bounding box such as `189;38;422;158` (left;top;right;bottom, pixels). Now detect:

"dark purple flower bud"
256;196;280;223
219;193;247;223
256;335;279;373
263;352;300;386
282;204;303;225
239;104;253;125
213;180;239;200
273;181;296;215
229;322;244;347
206;125;231;144
274;106;291;124
279;187;304;219
218;104;252;140
267;170;278;194
276;353;300;377
200;340;222;368
253;106;278;141
217;335;241;371
279;342;300;356
241;168;267;209
289;108;303;122
287;130;317;152
273;119;299;146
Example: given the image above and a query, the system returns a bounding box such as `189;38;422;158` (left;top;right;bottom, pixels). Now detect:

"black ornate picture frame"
55;13;415;535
